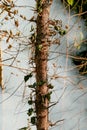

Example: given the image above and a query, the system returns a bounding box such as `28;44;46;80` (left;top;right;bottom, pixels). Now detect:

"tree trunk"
0;45;3;89
35;0;52;130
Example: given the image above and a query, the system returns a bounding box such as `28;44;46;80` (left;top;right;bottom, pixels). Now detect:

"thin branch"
71;11;87;18
0;80;24;104
49;119;64;127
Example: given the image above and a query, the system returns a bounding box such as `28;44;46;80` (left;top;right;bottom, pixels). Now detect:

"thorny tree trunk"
35;0;52;130
0;45;3;89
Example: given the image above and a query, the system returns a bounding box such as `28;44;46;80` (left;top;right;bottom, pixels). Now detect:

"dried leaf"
16;32;20;36
7;0;12;3
13;10;18;15
8;44;12;49
20;14;26;20
10;30;12;35
6;37;10;43
8;12;11;17
5;17;8;20
14;20;19;27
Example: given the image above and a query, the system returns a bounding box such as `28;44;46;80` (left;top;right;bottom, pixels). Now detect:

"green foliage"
36;0;42;13
27;108;34;116
36;44;43;52
28;81;46;89
42;91;52;102
48;84;54;89
38;80;46;86
54;25;67;36
45;91;52;101
67;0;74;6
28;100;34;105
54;25;60;31
59;30;66;36
28;82;37;89
24;73;32;82
64;0;87;25
31;116;36;125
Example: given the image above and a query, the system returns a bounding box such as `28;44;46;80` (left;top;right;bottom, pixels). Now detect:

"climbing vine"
19;0;68;129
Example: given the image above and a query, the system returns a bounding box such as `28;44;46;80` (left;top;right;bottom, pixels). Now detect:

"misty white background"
0;0;87;130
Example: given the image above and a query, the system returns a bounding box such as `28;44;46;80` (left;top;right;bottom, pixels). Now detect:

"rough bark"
0;46;3;89
35;0;52;130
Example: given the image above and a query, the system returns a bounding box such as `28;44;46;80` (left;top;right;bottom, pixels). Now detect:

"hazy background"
0;0;87;130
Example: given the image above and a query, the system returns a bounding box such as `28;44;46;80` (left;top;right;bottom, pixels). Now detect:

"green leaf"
28;100;33;105
67;0;74;6
80;32;84;41
48;84;54;89
59;30;66;36
24;73;32;82
38;80;46;86
27;108;33;116
28;82;37;88
31;116;36;125
45;92;52;101
54;25;60;31
36;45;42;51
